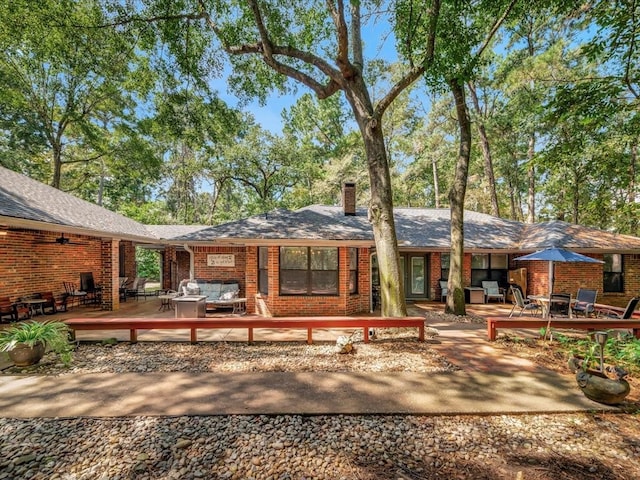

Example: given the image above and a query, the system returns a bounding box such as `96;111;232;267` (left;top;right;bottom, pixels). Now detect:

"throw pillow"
220;290;238;300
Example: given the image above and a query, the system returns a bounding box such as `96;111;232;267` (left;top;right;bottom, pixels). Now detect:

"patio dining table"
528;295;573;319
21;298;47;317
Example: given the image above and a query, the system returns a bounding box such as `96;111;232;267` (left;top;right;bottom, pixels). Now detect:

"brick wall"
181;245;373;316
0;229;102;304
120;241;137;281
261;246;371;316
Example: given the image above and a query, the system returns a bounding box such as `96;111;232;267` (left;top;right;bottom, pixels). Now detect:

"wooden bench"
487;316;640;341
64;316;425;344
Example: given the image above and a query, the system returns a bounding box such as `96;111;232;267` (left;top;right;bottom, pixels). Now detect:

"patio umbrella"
516;247;603;337
515;247;603;297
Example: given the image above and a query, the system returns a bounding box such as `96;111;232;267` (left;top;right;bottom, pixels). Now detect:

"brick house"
3;167;640;315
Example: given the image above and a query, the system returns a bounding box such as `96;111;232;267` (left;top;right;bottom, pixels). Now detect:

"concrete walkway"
0;369;609;418
0;315;617;418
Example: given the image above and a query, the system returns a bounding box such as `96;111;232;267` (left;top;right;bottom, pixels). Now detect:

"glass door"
409;256;426;297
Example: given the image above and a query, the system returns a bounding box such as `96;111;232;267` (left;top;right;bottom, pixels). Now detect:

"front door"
371;253;429;306
400;254;428;299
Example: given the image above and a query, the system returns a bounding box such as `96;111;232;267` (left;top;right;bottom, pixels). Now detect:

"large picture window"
603;254;623;293
258;247;268;295
280;247;339;295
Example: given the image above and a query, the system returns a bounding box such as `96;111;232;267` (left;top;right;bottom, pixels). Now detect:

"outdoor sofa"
183;279;241;311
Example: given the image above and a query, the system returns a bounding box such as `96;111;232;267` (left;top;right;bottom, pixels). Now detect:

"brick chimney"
342;182;356;216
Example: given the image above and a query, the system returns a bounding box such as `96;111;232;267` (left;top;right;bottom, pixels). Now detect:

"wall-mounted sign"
207;254;235;267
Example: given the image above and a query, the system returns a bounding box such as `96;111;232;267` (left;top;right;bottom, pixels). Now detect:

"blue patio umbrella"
515;247;603;297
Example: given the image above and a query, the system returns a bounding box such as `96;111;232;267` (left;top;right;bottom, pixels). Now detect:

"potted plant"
0;320;73;367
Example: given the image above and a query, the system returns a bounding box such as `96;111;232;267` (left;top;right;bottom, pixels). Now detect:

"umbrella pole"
544;261;554;341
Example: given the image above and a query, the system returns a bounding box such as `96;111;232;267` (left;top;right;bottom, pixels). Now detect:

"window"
349;248;358;294
440;253;450;280
471;253;508;286
603;254;623;293
258;247;268;295
280;247;339;295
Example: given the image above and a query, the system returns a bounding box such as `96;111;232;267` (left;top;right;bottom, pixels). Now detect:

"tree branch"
475;0;519;61
424;0;441;64
350;1;363;70
375;65;425;117
198;0;342;99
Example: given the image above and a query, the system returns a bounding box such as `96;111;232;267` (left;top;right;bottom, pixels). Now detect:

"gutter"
183;244;195;280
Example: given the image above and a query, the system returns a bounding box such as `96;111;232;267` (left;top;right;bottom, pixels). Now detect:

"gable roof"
168;204;640;252
303;206;524;250
0;166;154;240
170;208;374;243
519;221;640;251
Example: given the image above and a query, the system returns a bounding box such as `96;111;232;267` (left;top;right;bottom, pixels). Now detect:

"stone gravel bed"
1;413;639;479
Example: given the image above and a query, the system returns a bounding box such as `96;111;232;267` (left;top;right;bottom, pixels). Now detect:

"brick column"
100;239;120;310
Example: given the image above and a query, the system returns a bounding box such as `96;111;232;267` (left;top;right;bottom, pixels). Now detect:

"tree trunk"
467;81;499;217
52;142;63;189
526;133;536;223
362;120;407;317
432;155;441;208
344;86;407;317
446;79;472;316
630;140;638;235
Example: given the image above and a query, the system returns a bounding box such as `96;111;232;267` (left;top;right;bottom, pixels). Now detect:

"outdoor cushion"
199;282;222;300
192;280;240;304
219;290;238;301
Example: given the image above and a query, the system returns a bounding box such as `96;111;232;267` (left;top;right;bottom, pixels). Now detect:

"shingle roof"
4;166;640;252
170;208;373;242
519;221;640;251
303;206;525;249
0;165;152;239
145;225;211;240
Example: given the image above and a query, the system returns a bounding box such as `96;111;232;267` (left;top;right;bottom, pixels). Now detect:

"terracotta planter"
8;342;45;367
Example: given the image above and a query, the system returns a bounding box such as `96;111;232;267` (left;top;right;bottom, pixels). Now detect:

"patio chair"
39;291;57;314
482;281;505;303
80;272;102;306
0;297;29;322
571;288;597;317
63;281;87;308
126;277;147;301
598;297;639;319
439;280;448;302
509;287;541;317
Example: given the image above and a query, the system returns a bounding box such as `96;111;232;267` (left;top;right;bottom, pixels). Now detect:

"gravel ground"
2;313;640;479
1;413;638;479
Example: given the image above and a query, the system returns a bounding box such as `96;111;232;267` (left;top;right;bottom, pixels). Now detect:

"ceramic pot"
8;342;45;367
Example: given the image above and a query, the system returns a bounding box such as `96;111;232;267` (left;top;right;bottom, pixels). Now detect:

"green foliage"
0;0;160;198
136;248;161;282
551;330;640;375
0;320;73;366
